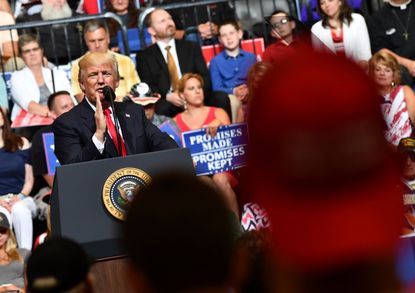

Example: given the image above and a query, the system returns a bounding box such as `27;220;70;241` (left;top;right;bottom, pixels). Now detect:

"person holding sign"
174;73;239;217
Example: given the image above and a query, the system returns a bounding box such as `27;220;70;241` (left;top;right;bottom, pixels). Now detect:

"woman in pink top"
175;73;239;217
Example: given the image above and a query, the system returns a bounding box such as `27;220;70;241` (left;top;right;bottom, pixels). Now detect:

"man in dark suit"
136;8;231;118
53;52;178;165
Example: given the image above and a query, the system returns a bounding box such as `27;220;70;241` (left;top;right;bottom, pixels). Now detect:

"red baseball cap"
247;48;403;271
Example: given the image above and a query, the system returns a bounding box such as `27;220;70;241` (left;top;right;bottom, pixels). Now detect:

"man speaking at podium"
53;52;178;165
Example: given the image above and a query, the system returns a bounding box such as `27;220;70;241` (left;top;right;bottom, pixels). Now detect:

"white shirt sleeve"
92;134;106;154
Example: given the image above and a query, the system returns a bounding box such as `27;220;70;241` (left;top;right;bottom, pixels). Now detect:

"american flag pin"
126;113;131;118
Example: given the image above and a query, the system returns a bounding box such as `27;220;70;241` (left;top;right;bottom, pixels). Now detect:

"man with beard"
136;8;231;118
18;0;83;65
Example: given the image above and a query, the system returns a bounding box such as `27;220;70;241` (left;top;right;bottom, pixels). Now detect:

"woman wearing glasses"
10;34;73;122
311;0;371;68
369;51;415;146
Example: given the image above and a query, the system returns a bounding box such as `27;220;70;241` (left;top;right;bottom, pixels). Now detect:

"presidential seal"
102;167;151;220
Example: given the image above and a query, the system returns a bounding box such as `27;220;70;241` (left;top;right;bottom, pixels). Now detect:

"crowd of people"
1;0;415;291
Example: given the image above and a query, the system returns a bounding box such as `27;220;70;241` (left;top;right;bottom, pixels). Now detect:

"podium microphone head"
102;86;116;103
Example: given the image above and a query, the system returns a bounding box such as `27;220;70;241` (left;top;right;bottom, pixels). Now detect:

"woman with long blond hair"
0;212;29;292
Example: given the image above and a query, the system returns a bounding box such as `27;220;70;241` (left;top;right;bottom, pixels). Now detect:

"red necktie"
103;108;127;157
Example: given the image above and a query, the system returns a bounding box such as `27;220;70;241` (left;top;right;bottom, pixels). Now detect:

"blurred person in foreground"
0;108;36;250
26;237;94;293
124;172;241;293
369;51;415;146
0;212;29;293
247;47;404;292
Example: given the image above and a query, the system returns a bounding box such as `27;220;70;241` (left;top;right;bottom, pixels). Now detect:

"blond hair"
78;52;120;83
369;51;401;86
5;229;23;262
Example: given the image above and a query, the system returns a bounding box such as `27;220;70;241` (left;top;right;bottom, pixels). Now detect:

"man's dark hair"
124;172;234;293
47;90;71;111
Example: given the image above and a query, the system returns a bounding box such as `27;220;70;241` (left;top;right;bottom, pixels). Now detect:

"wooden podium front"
91;258;135;293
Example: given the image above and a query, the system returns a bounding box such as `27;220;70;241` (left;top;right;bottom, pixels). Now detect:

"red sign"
202;38;265;66
11;110;53;128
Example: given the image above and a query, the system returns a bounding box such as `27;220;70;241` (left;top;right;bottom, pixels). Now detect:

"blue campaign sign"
158;120;182;147
42;132;60;176
182;123;249;176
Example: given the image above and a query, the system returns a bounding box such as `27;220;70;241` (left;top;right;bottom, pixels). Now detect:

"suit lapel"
80;99;96;135
175;40;186;73
151;44;169;78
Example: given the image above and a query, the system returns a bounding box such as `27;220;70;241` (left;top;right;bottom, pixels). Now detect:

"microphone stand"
103;86;123;157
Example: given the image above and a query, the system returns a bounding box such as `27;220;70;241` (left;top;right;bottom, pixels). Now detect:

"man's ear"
238;29;243;40
79;79;86;93
147;27;156;37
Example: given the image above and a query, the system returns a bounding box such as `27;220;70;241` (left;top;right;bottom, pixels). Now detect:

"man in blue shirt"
209;21;256;121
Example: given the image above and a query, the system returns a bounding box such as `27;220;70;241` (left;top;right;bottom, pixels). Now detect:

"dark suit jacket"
136;39;211;116
53;98;178;165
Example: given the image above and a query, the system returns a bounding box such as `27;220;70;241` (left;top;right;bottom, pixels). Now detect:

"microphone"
103;86;116;103
102;85;123;157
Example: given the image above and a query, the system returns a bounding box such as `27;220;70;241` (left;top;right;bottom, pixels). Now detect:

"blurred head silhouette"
123;173;235;293
247;49;403;292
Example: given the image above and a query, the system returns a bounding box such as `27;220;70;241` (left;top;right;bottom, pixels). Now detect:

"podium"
50;148;194;260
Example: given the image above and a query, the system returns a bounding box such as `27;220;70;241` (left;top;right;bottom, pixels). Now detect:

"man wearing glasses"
263;10;299;64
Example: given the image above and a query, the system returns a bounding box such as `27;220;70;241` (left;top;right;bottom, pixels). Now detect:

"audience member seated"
18;0;83;65
31;91;74;196
104;0;140;49
71;20;140;102
311;0;371;68
124;172;239;293
136;8;231;118
0;108;37;250
210;20;256;122
26;237;94;293
0;212;30;293
367;0;415;86
236;61;272;123
162;0;236;45
174;73;239;217
369;51;415;146
262;10;303;64
397;137;415;236
10;34;73;121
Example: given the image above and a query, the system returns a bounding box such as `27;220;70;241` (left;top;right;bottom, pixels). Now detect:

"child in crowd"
209;21;257;122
